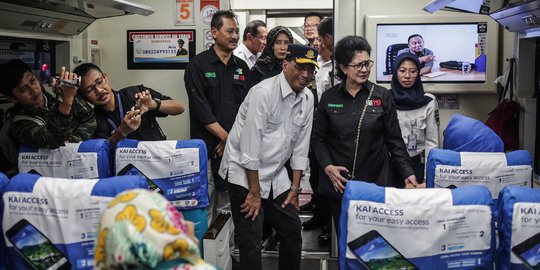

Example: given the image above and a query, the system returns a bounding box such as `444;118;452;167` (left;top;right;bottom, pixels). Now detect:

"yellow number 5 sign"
175;0;194;25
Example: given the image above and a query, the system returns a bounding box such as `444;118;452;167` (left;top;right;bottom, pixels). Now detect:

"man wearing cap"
219;44;318;270
176;39;188;56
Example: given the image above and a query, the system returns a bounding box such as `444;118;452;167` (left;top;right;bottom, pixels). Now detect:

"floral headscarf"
256;26;293;65
94;189;215;270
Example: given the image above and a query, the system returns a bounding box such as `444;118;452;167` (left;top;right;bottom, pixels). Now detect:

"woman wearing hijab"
248;26;293;88
94;189;215;270
390;52;439;182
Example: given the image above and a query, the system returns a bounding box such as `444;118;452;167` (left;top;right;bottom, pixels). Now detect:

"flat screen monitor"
365;15;498;93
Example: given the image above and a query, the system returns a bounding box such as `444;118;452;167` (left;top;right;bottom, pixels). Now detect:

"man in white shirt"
219;44;318;270
234;20;267;69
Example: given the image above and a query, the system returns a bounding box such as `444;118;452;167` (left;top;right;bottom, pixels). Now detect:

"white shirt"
395;93;439;159
315;57;333;101
219;73;314;199
233;42;260;69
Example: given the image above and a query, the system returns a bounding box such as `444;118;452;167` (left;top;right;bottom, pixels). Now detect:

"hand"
324;165;350;193
281;190;300;211
419;55;435;64
54;66;78;103
134;89;156;114
117;109;142;136
214;138;227;157
404;174;418;188
241;189;261;221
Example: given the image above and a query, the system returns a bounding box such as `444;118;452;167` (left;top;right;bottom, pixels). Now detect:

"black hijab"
256;26;293;66
390;52;433;110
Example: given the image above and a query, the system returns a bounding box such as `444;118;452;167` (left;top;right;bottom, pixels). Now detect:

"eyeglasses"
82;76;106;96
255;35;267;41
347;60;374;71
303;24;319;30
291;62;316;75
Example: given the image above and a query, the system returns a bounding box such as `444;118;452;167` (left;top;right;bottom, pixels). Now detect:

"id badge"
407;133;417;150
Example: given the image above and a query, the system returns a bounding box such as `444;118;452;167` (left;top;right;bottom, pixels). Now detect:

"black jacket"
311;81;413;199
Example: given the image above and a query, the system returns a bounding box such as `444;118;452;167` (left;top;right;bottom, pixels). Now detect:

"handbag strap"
499;58;515;103
351;84;375;179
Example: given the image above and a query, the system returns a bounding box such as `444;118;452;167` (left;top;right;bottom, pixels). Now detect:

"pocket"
266;115;283;137
327;107;346;122
366;106;383;114
290;116;307;143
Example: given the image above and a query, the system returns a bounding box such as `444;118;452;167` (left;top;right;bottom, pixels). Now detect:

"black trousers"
309;154;331;226
227;182;302;270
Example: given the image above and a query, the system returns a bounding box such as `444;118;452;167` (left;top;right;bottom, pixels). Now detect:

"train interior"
0;0;539;269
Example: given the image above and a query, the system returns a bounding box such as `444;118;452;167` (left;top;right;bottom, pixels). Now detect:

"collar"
338;80;373;96
237;42;259;60
209;45;238;66
278;72;307;100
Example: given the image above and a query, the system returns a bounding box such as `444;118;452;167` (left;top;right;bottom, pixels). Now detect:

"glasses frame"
346;60;374;71
291;61;317;75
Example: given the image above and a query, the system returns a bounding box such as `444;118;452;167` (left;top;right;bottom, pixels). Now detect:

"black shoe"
302;216;321;230
318;232;330;246
299;201;315;212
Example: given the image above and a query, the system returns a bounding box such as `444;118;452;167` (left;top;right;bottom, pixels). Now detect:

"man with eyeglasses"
303;12;323;47
0;59;96;174
73;63;184;145
219;44;318;270
234;20;267;69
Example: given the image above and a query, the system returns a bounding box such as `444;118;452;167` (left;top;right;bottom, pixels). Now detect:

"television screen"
374;22;488;84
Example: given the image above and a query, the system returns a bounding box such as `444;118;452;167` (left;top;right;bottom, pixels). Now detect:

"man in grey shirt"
398;34;435;75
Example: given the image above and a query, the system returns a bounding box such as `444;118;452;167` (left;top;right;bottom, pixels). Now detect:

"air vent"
21;20;38;27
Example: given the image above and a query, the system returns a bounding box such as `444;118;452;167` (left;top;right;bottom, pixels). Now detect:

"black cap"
287;44;318;67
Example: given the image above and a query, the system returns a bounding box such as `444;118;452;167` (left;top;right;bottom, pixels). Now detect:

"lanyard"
105;92;124;132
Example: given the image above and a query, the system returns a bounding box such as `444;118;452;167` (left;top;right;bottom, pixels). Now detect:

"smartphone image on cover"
512;233;540;270
117;163;164;195
348;230;418;270
5;219;71;270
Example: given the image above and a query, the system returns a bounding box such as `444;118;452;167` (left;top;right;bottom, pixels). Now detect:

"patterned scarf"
94;189;215;270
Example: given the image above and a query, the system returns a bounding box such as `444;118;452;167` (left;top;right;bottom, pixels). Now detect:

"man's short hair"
178;39;185;44
210;10;236;30
304;12;323;22
0;59;32;97
73;63;104;94
408;34;423;43
318;17;333;36
243;20;266;41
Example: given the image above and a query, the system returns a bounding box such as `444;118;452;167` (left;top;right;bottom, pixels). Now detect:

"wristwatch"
153;98;161;111
290;186;302;194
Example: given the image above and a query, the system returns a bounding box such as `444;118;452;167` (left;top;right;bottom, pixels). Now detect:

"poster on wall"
175;0;194;25
203;29;214;50
127;29;195;69
200;0;219;25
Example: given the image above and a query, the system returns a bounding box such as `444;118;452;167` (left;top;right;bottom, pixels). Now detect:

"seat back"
18;139;112;179
1;174;147;270
339;181;494;270
115;139;209;210
383;43;409;75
